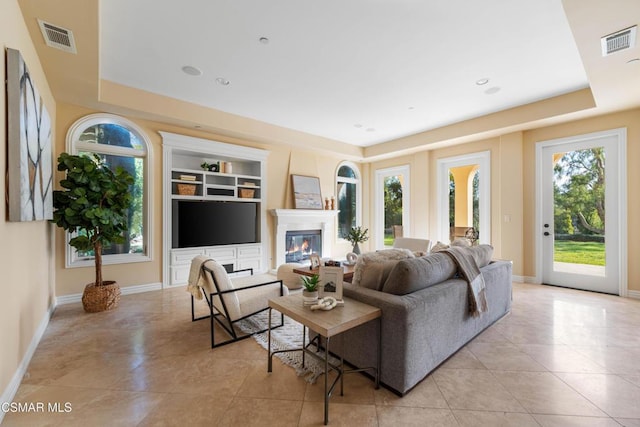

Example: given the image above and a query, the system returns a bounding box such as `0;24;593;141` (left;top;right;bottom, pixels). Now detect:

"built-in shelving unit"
161;132;269;288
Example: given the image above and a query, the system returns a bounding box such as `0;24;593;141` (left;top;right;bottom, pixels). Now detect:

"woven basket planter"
82;281;121;313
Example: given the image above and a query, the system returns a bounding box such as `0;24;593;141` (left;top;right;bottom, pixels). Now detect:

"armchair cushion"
393;237;431;255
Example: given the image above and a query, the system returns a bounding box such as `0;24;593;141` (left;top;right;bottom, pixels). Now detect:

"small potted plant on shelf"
345;226;369;254
51;153;134;313
301;274;320;306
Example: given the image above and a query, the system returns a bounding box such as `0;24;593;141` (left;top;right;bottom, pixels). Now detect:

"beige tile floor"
4;282;640;426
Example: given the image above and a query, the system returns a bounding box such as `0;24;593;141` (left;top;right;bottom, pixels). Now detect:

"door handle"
543;232;550;236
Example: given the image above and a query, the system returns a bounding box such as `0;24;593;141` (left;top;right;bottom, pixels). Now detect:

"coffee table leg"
267;308;273;373
302;324;306;368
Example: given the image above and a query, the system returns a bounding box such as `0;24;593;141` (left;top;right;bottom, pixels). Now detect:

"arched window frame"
65;113;153;268
335;161;362;241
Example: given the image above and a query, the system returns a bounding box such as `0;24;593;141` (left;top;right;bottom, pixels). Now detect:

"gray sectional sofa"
329;248;512;395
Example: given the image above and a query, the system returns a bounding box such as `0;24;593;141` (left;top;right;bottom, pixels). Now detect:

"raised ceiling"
17;0;640;158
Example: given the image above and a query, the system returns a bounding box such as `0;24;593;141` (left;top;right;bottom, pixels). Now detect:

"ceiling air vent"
38;19;77;54
601;26;637;56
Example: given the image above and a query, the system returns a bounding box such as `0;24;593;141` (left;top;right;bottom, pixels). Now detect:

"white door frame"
436;151;491;244
535;128;627;296
374;165;411;249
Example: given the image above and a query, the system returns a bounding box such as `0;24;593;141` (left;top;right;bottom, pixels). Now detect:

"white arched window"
336;162;361;240
65;114;152;267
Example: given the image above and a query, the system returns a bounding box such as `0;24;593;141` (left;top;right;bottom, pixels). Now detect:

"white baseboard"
628;290;640;300
0;304;54;424
523;276;540;284
55;282;162;305
512;275;525;283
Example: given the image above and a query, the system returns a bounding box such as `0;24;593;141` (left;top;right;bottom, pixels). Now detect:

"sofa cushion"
471;244;494;268
381;253;457;295
352;248;415;291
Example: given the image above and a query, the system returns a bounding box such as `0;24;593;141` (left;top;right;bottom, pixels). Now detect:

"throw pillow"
431;241;450;252
451;237;472;247
470;244;494;268
352;248;415;291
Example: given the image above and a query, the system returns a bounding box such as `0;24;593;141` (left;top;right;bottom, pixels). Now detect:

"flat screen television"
172;200;258;248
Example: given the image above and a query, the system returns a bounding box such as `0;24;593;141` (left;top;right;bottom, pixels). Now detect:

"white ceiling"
100;0;590;147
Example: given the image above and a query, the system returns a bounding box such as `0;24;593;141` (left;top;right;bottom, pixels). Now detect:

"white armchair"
189;256;288;348
393;237;431;254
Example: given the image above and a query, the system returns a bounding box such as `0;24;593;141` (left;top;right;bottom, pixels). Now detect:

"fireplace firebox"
285;229;322;262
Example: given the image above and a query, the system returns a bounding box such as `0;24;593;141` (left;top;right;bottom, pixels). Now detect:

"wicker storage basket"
82;281;121;313
177;183;196;196
239;188;256;198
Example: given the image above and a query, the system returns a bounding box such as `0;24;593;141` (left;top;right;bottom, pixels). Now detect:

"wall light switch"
504;214;511;223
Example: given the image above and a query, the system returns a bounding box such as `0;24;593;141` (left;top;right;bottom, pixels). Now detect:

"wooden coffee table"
267;294;381;425
293;263;356;283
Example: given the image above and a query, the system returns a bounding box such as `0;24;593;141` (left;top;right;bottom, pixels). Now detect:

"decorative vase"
81;281;121;313
302;290;318;307
352;243;361;255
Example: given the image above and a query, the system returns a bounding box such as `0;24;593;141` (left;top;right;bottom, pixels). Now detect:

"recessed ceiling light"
408;106;415;110
484;86;501;95
366;128;376;132
627;58;640;64
181;65;202;76
216;77;230;86
354;124;363;128
259;37;270;44
476;78;489;86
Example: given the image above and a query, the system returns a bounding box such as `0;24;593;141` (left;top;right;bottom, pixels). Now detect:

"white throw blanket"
444;247;488;317
187;255;211;300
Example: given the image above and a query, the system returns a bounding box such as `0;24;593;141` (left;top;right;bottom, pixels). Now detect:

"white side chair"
189;256;288;348
393;237;431;254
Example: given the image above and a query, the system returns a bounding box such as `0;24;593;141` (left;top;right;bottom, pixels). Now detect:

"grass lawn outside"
384;235;394;247
554;240;605;266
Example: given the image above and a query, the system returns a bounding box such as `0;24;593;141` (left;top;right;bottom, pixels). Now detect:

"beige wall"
368;133;525;277
54;103;360;295
523;108;640;291
365;152;431;252
1;0;56;403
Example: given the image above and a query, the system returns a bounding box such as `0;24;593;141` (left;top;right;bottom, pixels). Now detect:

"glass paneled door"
539;129;626;294
375;165;410;249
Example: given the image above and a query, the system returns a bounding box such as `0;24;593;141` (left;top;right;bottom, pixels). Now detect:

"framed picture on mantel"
291;174;323;209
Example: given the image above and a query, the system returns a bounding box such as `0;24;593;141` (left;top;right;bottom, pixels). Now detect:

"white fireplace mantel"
270;209;337;267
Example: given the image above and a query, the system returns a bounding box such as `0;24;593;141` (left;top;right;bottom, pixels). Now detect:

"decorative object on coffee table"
51;153;134;313
309;253;321;269
301;274;320;306
345;225;369;254
291;174;323;209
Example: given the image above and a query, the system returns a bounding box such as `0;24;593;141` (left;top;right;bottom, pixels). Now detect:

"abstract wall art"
6;48;53;221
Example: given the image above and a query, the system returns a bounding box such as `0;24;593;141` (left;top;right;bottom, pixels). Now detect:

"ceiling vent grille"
601;26;637;56
38;19;77;54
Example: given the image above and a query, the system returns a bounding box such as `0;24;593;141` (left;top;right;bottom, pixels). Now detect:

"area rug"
237;310;339;383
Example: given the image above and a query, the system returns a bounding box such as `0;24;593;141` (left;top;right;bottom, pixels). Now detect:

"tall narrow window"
375;165;411;249
66;114;152;267
336;162;361;239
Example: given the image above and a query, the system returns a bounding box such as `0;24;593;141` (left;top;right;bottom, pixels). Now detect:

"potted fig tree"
51;152;134;313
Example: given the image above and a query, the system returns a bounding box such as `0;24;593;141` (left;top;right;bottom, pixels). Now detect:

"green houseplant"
345;226;369;254
51;153;134;313
301;274;320;306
